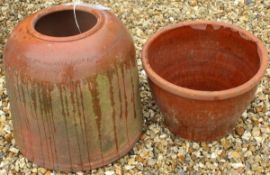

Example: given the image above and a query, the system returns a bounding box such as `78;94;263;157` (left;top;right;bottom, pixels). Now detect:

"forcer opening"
34;9;97;37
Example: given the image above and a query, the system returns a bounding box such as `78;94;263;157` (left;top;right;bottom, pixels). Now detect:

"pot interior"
147;24;261;91
34;9;97;37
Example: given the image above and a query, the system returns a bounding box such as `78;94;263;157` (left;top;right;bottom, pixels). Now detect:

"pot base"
19;131;142;172
165;120;236;142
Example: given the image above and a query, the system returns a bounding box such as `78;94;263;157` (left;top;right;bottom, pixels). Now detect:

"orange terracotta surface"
142;21;268;141
4;5;142;172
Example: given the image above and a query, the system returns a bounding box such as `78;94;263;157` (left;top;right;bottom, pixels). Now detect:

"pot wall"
149;79;256;141
4;5;142;172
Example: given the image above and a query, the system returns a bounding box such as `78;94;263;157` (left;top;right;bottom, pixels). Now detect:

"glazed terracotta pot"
142;21;268;141
4;5;142;172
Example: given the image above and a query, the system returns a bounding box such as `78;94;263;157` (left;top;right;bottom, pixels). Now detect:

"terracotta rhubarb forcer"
4;5;142;172
142;21;268;141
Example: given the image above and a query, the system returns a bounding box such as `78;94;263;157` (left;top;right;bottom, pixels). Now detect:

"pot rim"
142;20;269;100
28;4;105;42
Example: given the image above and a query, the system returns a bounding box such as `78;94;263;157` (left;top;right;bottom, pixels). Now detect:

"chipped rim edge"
28;4;105;42
142;20;269;101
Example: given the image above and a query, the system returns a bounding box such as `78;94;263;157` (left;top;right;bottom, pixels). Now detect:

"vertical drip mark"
107;72;119;154
70;83;83;168
78;83;91;169
20;80;34;159
14;74;26;155
130;69;137;119
115;65;123;119
120;64;130;145
58;85;73;170
30;83;45;166
37;83;52;166
74;84;86;158
44;84;58;169
88;76;104;163
46;86;56;131
41;84;54;168
63;85;81;170
25;83;36;161
74;86;83;142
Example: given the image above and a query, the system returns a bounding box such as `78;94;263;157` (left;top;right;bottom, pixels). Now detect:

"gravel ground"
0;0;270;174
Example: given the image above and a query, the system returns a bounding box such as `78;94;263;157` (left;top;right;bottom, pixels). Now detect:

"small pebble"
9;147;19;154
231;163;244;169
252;128;260;137
235;126;245;136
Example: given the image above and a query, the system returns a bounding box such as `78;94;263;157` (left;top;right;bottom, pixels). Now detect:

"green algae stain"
96;74;116;152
